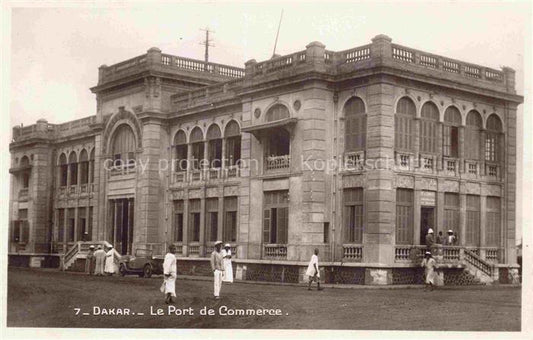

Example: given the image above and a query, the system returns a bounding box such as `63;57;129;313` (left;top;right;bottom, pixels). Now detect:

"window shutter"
263;209;270;245
278;207;288;244
12;220;20;242
21;220;30;243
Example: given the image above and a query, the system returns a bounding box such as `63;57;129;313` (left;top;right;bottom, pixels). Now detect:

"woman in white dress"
104;245;115;275
221;244;233;283
421;251;437;291
162;245;177;304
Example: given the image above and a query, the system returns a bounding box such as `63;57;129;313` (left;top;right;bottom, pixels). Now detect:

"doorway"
420;207;435;244
109;198;134;255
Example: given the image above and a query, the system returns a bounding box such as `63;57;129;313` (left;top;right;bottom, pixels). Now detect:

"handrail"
464;248;493;277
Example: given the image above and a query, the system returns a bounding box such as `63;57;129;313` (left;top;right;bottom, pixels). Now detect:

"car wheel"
143;265;152;278
119;264;127;277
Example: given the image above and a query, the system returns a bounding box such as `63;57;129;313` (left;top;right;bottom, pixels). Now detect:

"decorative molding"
224;186;239;196
343;174;364;188
441;180;459;192
417;177;437;191
395;175;415;188
463;182;481;195
482;184;502;197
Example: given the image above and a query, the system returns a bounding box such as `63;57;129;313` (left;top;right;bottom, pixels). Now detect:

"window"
344;97;366;152
68;152;78;185
344;188;364;243
174;130;188;172
395;97;416;152
206;198;218;242
263;191;289;244
396;189;413;245
443;106;461;158
173;200;184;242
225;121;241;167
265;129;290;157
266;104;290;122
444;193;460;236
486;197;501;247
57;209;65;243
59;153;68;186
78;207;86;241
89;149;95;183
190;127;204;170
67;208;75;242
420;102;439;154
79;149;89;184
12;209;29;243
224;197;238;242
465;111;482;160
22;172;30;188
466;195;480;246
189;199;201;242
207;125;222;168
88;207;93;241
111;124;136;167
486;114;503;162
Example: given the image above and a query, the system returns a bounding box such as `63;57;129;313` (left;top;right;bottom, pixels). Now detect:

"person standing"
425;228;435;251
221;244;234;283
162;245;177;304
445;230;455;245
85;245;95;275
210;241;224;299
306;248;323;291
104;245;115;276
436;231;444;245
94;245;106;276
421;251;437;291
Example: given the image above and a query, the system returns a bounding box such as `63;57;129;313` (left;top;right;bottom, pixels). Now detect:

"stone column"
436;122;443;171
413;118;420;168
182;195;189;256
199;196;206;256
413;189;421;245
217;193;224;241
480;129;486;176
74;207;79;242
437;190;445;235
480;195;487;259
458;126;465;173
63;208;68;251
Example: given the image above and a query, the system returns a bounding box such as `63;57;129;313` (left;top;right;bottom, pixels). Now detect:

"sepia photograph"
1;1;531;339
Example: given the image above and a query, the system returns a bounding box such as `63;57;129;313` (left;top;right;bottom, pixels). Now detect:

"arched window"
443;106;461;158
395;97;416;152
486;114;503;162
89;149;95;183
207;124;222;168
225;120;241;167
79;149;89;184
266;104;290;122
465;111;482;160
68;152;78;185
174;130;187;172
344;97;366;152
419;102;439;154
59;153;68;186
111;124;136;167
190;127;204;170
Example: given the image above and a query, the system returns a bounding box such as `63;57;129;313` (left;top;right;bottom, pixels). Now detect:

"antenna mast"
272;9;284;58
200;27;215;70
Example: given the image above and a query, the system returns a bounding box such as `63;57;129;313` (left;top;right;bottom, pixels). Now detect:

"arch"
79;149;89;162
68;151;77;164
266;104;290;122
206;124;222;140
89;148;95;160
173;129;187;145
396;96;416;116
444;106;462;125
102;108;143;154
58;153;67;165
466;110;482;127
20;155;30;167
343;96;366;116
421;101;440;121
190;126;204;143
111;124;136;158
486;114;503;132
224;120;241;138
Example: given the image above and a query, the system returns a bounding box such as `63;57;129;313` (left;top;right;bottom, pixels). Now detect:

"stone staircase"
61;241;121;272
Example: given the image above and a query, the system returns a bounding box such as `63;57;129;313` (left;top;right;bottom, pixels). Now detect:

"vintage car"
118;248;164;278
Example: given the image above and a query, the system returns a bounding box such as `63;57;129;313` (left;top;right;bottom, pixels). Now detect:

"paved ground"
7;267;521;330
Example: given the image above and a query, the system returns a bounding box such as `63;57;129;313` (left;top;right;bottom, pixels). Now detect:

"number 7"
74;308;81;315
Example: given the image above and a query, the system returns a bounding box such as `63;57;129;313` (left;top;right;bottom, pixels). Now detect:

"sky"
2;1;531;246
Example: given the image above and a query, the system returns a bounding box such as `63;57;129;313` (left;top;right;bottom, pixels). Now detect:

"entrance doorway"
420;207;435;244
109;198;134;255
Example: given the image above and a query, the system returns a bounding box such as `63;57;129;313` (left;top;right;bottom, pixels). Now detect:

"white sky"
2;1;531;246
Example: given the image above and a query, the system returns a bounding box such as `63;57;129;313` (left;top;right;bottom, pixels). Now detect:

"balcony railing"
444;158;458;175
263;244;287;259
343;244;363;262
188;244;200;256
486;163;499;178
344;151;365;171
18;188;28;200
465;160;479;175
394;245;426;262
265;155;290;171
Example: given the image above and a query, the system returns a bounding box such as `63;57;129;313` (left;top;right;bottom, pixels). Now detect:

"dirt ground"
7;267;521;331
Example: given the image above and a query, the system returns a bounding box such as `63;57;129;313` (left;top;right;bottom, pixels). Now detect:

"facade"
9;35;522;284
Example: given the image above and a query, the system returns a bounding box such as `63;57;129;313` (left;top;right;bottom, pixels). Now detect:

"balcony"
265;155;290;172
443;157;458;176
342;244;363;262
485;163;500;179
18;188;28;201
263;244;288;260
344;152;365;171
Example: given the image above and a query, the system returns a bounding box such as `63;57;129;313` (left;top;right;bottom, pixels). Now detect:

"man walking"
421;251;437;291
306;248;323;291
85;245;95;275
162;245;177;304
94;245;106;276
210;241;224;299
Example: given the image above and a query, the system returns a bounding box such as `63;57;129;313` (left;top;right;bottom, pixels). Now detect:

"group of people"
425;228;458;248
161;241;234;303
84;245;117;276
421;227;459;291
